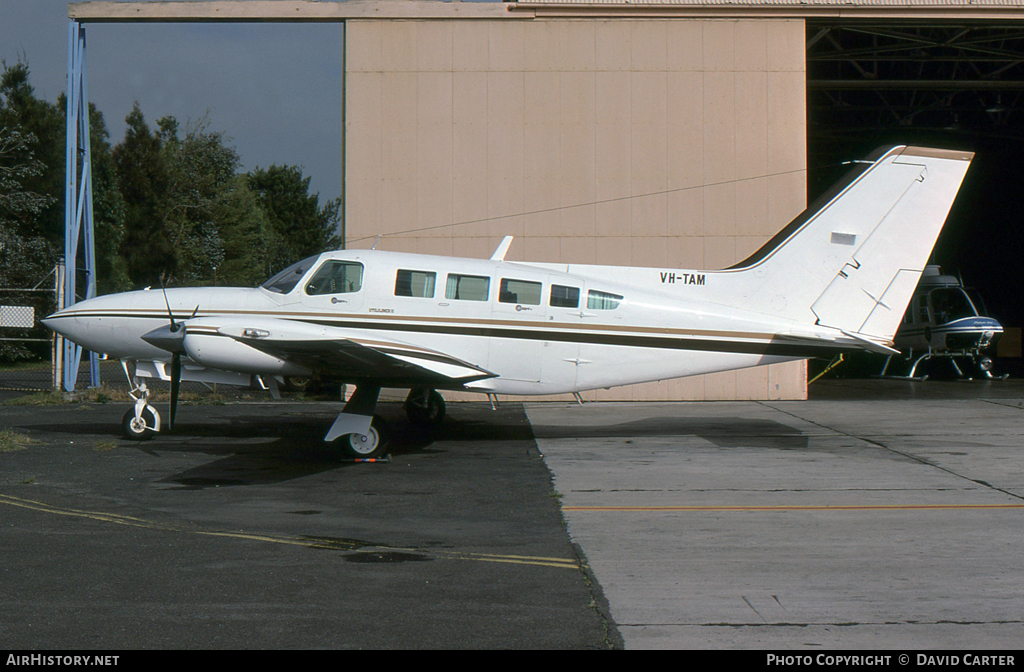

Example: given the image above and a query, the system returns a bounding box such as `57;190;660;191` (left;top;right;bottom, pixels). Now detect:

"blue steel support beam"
63;20;100;391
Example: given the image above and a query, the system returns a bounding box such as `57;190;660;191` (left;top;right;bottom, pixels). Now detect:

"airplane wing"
190;316;495;388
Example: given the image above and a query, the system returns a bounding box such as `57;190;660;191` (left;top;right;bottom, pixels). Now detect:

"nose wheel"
120;369;162;440
122;406;159;440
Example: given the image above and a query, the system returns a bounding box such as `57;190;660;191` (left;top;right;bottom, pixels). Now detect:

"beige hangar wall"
344;17;809;401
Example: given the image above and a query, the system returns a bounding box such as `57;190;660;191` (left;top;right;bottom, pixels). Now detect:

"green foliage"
248;164;341;275
115;107;340;288
87;100;130;294
2;64;340;297
211;175;273;286
0;61;64;242
0;66;60;361
113;102;174;286
161;115;241;284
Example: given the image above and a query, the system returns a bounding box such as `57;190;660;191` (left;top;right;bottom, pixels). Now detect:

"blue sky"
2;0;348;203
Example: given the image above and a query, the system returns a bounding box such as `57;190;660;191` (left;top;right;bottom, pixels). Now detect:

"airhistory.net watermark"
6;656;118;666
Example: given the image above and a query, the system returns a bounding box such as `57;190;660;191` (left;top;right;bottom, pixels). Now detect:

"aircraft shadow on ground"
530;416;809;450
19;402;538;489
19;406;815;488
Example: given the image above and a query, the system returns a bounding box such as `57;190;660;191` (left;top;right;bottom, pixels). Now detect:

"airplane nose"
39;298;122;353
41;310;71;336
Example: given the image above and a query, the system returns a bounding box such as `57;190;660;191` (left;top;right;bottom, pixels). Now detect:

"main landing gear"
326;386;447;459
403;388;446;428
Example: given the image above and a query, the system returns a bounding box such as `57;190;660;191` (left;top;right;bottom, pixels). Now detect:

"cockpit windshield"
929;287;978;323
261;255;319;294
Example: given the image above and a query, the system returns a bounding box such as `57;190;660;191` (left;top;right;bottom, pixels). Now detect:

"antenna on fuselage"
490;236;514;261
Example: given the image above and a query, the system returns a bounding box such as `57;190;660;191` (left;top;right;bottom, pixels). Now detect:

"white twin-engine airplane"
45;146;973;457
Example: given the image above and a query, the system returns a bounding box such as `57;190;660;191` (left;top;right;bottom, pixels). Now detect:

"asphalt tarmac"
2;378;1023;650
0;400;615;649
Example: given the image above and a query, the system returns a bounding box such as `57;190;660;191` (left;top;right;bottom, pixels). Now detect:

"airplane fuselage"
45;248;839;396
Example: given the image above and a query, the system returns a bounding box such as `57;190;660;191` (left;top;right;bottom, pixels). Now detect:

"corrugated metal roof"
512;0;1024;6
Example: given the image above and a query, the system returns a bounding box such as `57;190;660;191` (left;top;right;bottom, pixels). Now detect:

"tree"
87;102;130;294
248;164;341;274
0;125;57;360
3;61;129;296
211;174;272;287
0;61;63;242
159;114;271;286
112;102;173;286
109;107;341;289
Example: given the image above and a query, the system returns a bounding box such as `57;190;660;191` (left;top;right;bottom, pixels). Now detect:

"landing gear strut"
404;388;445;428
121;365;161;440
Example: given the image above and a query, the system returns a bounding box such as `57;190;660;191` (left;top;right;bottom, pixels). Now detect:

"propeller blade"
160;281;182;333
169;352;181;431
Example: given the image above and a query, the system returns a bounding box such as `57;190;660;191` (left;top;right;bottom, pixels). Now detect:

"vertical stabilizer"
732;146;973;343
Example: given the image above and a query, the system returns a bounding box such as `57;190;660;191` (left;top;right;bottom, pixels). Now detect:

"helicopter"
880;265;1004;379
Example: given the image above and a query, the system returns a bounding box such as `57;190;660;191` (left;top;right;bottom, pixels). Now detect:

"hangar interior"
805;18;1024;377
68;0;1024;400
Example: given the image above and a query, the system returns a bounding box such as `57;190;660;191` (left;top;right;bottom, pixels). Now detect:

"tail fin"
733;146;973;343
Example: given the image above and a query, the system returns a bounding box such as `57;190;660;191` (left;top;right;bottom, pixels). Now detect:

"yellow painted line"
0;493;580;570
563;504;1024;512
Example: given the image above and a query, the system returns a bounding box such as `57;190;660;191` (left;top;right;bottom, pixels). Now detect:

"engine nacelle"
182;331;310;376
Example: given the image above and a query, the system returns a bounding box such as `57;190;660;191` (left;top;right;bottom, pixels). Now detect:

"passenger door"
488;276;546;382
543;279;584;391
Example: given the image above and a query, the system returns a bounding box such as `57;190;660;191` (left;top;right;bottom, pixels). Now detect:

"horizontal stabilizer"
839;330;902;357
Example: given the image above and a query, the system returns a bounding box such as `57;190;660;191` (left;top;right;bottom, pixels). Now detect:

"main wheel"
122;407;157;441
343;415;389;459
404;389;446;428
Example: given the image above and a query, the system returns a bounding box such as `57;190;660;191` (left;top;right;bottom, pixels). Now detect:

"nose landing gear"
121;379;161;440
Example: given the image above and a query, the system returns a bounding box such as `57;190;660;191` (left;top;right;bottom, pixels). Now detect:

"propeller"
160;283;183;431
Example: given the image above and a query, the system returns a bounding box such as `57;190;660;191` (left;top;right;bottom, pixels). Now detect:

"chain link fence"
0;268;57;393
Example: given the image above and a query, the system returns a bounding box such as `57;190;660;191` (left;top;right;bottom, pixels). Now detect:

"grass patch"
2;386;135;406
0;429;35;452
3;390;65;406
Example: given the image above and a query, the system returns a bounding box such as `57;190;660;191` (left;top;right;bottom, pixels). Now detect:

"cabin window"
395;269;436;298
499;278;542;306
305;261;364;295
445;274;490;302
550;285;580;308
587;290;623;310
